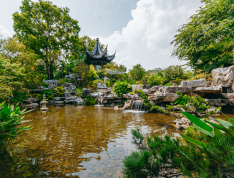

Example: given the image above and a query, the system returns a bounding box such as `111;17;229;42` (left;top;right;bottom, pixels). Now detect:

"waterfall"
131;100;145;111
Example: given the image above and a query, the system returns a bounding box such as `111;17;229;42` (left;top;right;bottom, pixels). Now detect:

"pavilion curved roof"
85;38;115;63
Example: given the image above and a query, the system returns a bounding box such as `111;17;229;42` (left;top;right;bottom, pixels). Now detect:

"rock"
148;86;160;94
148;93;166;101
162;93;179;102
193;86;222;94
164;86;192;94
181;79;207;87
62;82;76;92
55;101;65;105
132;84;142;92
142;84;151;89
207;106;221;114
123;93;132;99
211;65;234;89
97;82;107;89
25;103;39;109
180;117;192;126
44;80;58;89
221;93;234;99
205;99;222;106
90;93;99;98
54;97;65;101
123;100;133;110
142;89;149;95
75;98;83;105
82;88;91;98
24;97;38;104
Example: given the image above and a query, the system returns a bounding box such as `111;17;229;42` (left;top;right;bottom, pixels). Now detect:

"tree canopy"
13;0;80;79
129;64;146;81
171;0;234;72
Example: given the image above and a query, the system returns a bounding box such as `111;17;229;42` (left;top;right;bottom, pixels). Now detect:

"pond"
1;106;186;177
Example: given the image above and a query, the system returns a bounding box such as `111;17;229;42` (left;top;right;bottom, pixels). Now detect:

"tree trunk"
50;60;53;79
46;58;50;80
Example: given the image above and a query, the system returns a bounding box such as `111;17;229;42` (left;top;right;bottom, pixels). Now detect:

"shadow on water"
0;105;181;177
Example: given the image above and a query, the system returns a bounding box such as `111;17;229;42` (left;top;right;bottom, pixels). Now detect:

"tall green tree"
171;0;234;72
13;0;80;79
129;64;146;81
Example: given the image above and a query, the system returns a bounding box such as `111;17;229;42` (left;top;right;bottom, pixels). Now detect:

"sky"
0;0;202;70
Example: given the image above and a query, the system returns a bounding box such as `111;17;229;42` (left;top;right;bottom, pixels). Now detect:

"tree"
163;65;184;83
79;36;105;54
0;37;45;89
171;0;234;72
13;0;80;79
129;64;146;81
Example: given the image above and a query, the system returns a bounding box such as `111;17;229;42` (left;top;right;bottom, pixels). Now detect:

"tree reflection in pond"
0;106;179;177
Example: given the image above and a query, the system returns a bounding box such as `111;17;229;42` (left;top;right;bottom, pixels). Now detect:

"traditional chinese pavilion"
85;38;116;67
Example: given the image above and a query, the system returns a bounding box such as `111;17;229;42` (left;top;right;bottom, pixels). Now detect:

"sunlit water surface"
1;105;186;177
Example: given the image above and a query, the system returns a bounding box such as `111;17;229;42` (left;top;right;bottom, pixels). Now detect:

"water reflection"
1;106;180;177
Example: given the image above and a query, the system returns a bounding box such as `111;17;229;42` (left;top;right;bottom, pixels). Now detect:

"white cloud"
99;0;201;70
0;25;12;38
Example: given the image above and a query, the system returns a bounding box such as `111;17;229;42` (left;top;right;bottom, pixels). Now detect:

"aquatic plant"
0;102;31;154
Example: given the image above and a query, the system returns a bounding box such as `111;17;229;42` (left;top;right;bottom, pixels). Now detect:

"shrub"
147;74;163;86
113;81;132;97
123;113;234;177
163;65;184;83
84;96;96;106
36;89;54;101
75;88;82;98
10;91;30;104
129;64;146;81
54;86;65;97
0;102;31;154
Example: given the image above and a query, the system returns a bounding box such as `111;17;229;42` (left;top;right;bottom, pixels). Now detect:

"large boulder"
44;80;58;89
211;65;234;89
181;79;207;87
193;86;222;94
82;88;91;98
164;86;192;94
148;86;160;94
161;93;179;102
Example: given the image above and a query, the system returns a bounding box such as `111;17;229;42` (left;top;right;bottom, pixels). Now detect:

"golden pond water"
0;105;182;177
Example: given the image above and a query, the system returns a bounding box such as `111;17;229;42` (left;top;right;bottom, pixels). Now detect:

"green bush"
113;81;132;97
84;96;96;106
147;74;163;86
163;65;184;83
0;102;31;154
75;88;82;98
36;89;54;101
54;86;65;97
123;113;234;177
10;91;30;104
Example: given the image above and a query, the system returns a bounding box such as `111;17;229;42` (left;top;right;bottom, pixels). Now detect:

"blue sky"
0;0;202;70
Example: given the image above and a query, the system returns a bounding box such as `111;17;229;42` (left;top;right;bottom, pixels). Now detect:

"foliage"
173;91;211;114
129;64;146;81
141;73;150;84
10;91;30;104
92;79;104;89
123;129;182;177
13;0;80;79
113;81;132;97
179;112;234;177
164;83;172;86
0;102;31;154
104;80;112;88
75;88;82;98
36;89;54;101
123;113;234;177
190;70;213;81
79;36;105;54
88;65;98;82
54;86;65;97
163;65;185;83
0;56;25;102
84;96;96;106
102;62;127;82
171;0;234;72
147;74;164;86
